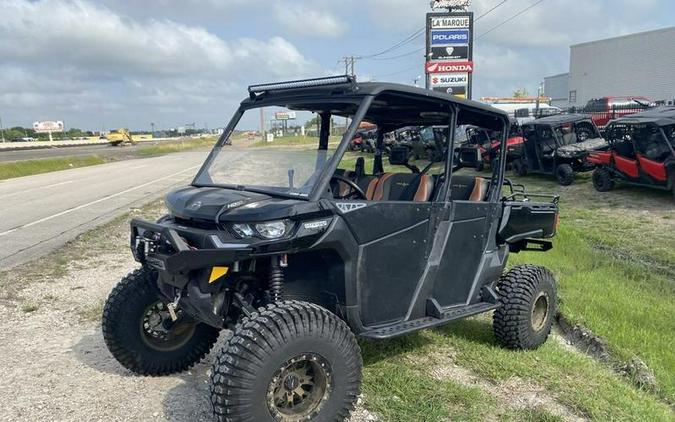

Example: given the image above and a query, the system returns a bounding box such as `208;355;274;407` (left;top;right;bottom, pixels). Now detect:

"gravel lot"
0;204;375;422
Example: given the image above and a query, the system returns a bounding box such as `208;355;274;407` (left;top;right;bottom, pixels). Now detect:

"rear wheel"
592;167;614;192
210;301;362;422
513;158;527;177
493;265;557;350
555;163;575;186
102;267;220;375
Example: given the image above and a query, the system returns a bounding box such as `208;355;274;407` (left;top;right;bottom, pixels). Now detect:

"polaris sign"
431;29;469;44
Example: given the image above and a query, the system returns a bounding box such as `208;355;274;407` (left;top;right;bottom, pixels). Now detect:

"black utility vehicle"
102;76;560;422
511;114;606;185
589;107;675;195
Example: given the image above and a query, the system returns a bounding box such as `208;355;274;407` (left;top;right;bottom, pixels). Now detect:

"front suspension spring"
269;258;284;302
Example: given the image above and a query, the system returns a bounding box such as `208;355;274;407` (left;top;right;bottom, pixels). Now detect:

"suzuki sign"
426;61;473;74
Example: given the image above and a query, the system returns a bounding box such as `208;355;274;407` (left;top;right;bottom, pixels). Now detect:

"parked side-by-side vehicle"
101;76;560;422
509;114;606;185
589;107;675;195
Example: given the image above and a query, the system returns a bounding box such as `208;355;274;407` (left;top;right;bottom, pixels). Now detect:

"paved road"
0;151;211;269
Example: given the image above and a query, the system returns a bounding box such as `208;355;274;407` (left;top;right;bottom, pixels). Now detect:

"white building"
545;27;675;108
543;73;570;108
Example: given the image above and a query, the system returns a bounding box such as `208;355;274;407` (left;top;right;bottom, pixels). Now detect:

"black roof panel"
611;107;675;126
524;113;592;126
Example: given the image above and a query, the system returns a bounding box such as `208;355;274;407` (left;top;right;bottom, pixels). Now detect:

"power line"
358;26;425;59
476;0;545;40
373;63;422;79
474;0;508;22
370;47;426;61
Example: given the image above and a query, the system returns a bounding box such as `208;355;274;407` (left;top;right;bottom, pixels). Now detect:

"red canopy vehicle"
588;107;675;195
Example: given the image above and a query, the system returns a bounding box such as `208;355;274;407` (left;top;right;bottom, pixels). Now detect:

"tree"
513;89;530;98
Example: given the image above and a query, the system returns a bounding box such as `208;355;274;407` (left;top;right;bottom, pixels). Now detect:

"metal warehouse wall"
544;73;569;108
568;27;675;106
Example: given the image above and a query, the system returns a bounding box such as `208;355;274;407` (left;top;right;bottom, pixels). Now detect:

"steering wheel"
331;175;367;200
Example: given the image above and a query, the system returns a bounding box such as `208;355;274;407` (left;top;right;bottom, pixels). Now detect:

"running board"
359;302;499;340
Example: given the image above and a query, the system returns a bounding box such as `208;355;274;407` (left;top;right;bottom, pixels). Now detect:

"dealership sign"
430;16;470;29
431;29;470;44
430;73;469;86
426;61;473;74
432;85;467;98
425;11;473;99
33;121;64;133
274;111;296;120
430;45;468;60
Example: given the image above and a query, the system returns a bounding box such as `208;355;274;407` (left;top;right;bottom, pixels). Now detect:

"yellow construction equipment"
107;128;136;146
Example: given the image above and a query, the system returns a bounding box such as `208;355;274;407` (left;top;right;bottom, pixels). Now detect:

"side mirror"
454;146;482;169
389;146;410;165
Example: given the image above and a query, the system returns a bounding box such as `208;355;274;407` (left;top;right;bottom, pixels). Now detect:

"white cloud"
0;0;321;128
274;3;347;38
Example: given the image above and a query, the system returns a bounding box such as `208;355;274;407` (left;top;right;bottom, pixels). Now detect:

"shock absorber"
268;255;286;302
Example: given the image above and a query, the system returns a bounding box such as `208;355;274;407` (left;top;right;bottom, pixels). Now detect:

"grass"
0;137;217;181
0;155;107;180
136;136;217;156
250;135;341;147
494;172;675;403
360;321;674;421
21;303;38;313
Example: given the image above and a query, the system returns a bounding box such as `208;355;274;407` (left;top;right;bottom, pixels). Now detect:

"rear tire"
210;301;362;422
102;267;220;375
592;167;614;192
493;265;557;350
555;163;575;186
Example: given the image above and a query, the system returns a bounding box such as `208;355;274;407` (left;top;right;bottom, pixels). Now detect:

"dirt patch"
417;350;585;422
555;314;662;398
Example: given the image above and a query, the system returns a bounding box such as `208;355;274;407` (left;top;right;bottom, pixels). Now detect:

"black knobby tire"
493;265;557;350
592;167;614;192
210;301;362;422
513;159;527;177
475;161;485;172
555;163;575;186
102;267;220;376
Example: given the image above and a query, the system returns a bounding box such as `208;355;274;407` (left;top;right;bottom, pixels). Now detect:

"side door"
635;124;669;182
611;127;639;178
337;201;433;327
430;188;492;308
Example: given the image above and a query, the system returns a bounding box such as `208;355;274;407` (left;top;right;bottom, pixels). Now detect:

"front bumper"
131;219;253;274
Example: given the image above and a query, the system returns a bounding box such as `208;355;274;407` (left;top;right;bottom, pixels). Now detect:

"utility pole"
0;116;5;143
340;56;359;77
260;107;265;141
150;122;155;135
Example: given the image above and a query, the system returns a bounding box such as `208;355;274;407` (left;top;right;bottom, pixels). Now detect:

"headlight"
255;220;289;239
230;220;292;240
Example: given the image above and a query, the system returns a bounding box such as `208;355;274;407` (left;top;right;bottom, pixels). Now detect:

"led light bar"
248;75;355;98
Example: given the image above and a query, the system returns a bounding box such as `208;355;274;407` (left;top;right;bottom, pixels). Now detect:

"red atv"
589;107;675;195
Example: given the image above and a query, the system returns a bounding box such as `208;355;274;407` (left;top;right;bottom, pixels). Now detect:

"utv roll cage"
201;75;512;203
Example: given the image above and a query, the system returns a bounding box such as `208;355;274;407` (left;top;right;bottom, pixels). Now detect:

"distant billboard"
274;111;296;121
33;121;64;133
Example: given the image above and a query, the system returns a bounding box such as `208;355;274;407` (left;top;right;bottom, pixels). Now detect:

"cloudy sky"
1;0;673;131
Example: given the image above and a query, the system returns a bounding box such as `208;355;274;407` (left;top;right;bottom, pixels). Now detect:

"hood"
557;137;607;155
166;186;325;223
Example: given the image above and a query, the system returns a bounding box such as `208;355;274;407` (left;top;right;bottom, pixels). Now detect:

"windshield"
193;106;342;198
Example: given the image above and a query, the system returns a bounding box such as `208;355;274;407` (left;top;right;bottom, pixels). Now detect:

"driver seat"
367;173;435;201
